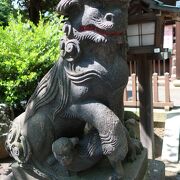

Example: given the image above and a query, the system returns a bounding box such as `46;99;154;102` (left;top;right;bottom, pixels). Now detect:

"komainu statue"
5;0;142;179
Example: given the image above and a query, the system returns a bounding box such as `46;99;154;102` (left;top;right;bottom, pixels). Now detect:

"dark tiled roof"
145;0;180;12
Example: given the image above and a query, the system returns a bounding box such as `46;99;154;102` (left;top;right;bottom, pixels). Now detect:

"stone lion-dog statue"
5;0;142;179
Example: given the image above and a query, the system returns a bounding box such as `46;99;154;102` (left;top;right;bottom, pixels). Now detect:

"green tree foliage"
12;0;60;24
0;13;64;106
0;0;13;26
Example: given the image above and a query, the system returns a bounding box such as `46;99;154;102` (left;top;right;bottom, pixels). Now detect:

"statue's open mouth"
79;25;123;36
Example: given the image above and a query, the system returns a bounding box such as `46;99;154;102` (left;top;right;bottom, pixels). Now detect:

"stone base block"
144;160;165;180
3;149;165;180
75;149;148;180
0;150;165;180
173;79;180;87
9;150;147;180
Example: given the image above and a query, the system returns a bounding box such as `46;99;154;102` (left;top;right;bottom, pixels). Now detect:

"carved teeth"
71;28;110;44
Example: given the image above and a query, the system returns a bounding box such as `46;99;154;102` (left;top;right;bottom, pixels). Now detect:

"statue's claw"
127;138;143;162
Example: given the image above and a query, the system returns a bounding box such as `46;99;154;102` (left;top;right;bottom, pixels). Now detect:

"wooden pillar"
137;55;154;159
176;21;180;79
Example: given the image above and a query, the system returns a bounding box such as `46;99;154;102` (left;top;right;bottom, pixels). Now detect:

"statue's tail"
5;113;31;164
5;114;58;179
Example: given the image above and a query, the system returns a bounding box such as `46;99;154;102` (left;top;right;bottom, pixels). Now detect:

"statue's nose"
104;13;114;22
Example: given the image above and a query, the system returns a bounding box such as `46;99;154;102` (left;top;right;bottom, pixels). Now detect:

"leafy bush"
0;0;13;26
124;111;140;121
0;13;64;106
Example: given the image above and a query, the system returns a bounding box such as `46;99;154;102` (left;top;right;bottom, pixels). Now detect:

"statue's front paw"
133;138;143;155
127;147;136;162
127;138;143;162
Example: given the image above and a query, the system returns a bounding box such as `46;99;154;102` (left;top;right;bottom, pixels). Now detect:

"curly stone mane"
25;60;70;121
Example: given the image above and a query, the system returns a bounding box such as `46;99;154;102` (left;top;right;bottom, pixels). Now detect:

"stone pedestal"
1;149;165;180
144;160;165;180
8;149;148;180
76;149;148;180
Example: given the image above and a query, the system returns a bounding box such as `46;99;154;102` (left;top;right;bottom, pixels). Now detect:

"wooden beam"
124;101;173;109
128;13;156;24
137;55;154;159
176;21;180;79
155;16;164;49
128;46;155;55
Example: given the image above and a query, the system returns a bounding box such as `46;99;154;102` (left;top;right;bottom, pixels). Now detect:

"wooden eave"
128;46;155;55
128;12;156;24
149;4;180;13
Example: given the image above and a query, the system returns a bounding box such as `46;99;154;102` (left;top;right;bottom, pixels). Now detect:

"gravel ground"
154;124;180;180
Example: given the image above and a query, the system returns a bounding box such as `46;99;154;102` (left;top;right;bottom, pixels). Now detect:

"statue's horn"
56;0;81;15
